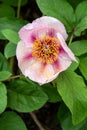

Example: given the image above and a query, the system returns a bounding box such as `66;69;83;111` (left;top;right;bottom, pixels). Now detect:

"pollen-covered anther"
32;36;60;64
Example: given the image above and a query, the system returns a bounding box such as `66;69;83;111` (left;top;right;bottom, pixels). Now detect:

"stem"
68;30;75;45
5;75;22;82
9;57;15;74
10;0;21;74
9;75;21;80
17;0;21;18
30;112;46;130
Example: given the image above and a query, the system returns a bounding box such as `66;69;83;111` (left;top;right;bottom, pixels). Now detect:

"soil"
20;102;62;130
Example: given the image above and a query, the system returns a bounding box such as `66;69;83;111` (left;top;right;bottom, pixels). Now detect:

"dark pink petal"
52;60;61;73
53;56;72;75
18;28;35;47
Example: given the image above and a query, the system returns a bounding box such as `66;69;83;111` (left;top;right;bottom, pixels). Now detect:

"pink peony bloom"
16;16;76;85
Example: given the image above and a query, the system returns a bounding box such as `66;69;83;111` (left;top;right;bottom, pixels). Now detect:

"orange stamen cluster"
32;36;60;64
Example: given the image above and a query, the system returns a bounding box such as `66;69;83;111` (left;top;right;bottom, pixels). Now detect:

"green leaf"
69;40;87;56
75;16;87;36
2;29;20;44
67;0;84;9
36;0;75;32
79;56;87;80
0;111;27;130
42;83;61;103
75;1;87;22
0;53;10;71
0;4;15;18
61;113;87;130
0;17;27;31
67;57;79;71
7;78;48;112
57;71;87;125
4;42;17;59
0;82;7;113
0;0;28;7
57;103;69;123
0;17;27;40
0;71;12;81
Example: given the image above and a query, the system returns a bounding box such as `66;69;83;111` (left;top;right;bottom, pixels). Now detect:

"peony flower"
16;16;76;85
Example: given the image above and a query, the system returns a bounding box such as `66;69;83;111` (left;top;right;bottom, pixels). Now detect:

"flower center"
32;36;60;64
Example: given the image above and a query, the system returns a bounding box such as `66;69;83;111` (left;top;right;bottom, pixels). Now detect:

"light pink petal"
40;64;60;85
19;26;56;46
16;41;32;63
16;41;58;85
48;57;72;83
19;16;68;46
58;56;72;71
57;33;77;62
16;41;72;85
21;61;47;84
32;16;68;40
18;28;35;47
18;58;59;85
40;56;72;85
25;63;56;85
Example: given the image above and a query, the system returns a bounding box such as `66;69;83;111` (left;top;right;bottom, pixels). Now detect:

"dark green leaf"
4;42;17;59
57;103;69;123
42;83;61;103
57;71;87;125
0;0;28;6
0;53;10;71
0;111;27;130
36;0;75;32
67;0;84;9
0;71;12;81
0;17;27;40
0;82;7;113
75;1;87;22
75;16;87;36
7;78;48;112
67;57;79;71
61;113;87;130
2;29;20;44
0;4;15;17
79;56;87;80
69;40;87;56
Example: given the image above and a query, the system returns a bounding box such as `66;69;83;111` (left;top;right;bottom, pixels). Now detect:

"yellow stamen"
32;36;60;64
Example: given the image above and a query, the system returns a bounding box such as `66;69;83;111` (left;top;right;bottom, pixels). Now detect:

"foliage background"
0;0;87;130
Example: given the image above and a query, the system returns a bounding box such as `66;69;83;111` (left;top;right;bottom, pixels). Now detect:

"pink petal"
57;56;72;71
25;63;56;85
23;62;48;85
19;16;68;46
19;26;55;46
57;33;77;62
32;16;68;40
16;41;59;85
18;28;35;47
18;58;59;85
16;41;73;85
16;41;32;63
48;57;72;83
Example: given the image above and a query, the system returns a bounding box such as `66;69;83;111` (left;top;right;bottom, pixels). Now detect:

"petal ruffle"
16;41;32;64
57;33;77;62
24;63;55;85
32;16;68;40
19;16;68;46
